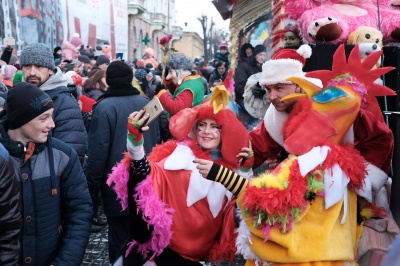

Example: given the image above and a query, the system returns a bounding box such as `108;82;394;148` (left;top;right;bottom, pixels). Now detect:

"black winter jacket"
0;143;21;266
36;67;86;165
46;86;86;165
0;122;92;266
233;57;263;100
86;84;159;216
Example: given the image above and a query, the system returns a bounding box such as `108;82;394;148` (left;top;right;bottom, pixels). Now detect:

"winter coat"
38;67;86;164
234;57;262;101
208;68;228;87
0;143;21;266
83;88;105;101
85;83;159;217
215;52;231;68
0;122;92;266
62;40;80;61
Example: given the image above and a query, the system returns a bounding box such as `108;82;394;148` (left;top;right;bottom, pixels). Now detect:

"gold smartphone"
142;97;164;126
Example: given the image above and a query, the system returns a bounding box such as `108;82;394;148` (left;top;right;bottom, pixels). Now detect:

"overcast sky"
174;0;230;36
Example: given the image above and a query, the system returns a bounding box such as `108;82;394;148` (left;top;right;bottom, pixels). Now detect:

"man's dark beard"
26;76;43;87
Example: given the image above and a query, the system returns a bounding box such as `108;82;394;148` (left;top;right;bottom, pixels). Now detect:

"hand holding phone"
141;97;164;126
128;97;164;130
116;52;123;60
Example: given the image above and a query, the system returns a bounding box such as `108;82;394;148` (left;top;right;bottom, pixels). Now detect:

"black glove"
251;82;266;99
154;83;166;95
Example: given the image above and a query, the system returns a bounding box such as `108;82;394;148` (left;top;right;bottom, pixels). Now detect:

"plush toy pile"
285;0;400;44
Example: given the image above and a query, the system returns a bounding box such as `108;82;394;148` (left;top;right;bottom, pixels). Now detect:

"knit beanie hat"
9;54;18;65
20;43;55;70
106;61;133;86
135;68;147;81
253;44;267;56
96;55;110;66
259;44;322;87
3;65;18;81
136;59;144;67
7;82;54;129
12;71;23;86
219;41;228;49
78;55;91;64
70;33;83;47
79;95;96;113
145;63;155;71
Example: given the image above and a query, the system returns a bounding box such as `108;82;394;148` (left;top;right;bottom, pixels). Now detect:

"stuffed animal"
101;42;112;59
285;0;400;44
142;48;159;68
347;26;386;122
347;26;383;67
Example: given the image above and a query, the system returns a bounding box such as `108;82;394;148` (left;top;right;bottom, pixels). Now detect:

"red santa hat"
259;45;322;87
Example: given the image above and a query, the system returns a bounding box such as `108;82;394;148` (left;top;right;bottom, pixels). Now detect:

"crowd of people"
0;27;398;266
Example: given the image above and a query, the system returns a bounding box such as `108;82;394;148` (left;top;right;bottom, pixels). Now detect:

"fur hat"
106;61;133;86
169;104;249;167
7;82;54;129
20;43;55;70
259;45;322;87
166;55;193;71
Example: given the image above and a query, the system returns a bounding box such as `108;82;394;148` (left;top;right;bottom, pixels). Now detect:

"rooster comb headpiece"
306;44;395;99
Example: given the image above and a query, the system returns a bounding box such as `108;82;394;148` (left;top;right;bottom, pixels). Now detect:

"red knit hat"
219;42;228;49
79;95;96;113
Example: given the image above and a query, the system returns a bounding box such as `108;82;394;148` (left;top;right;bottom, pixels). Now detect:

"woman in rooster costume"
107;84;253;265
194;44;397;265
